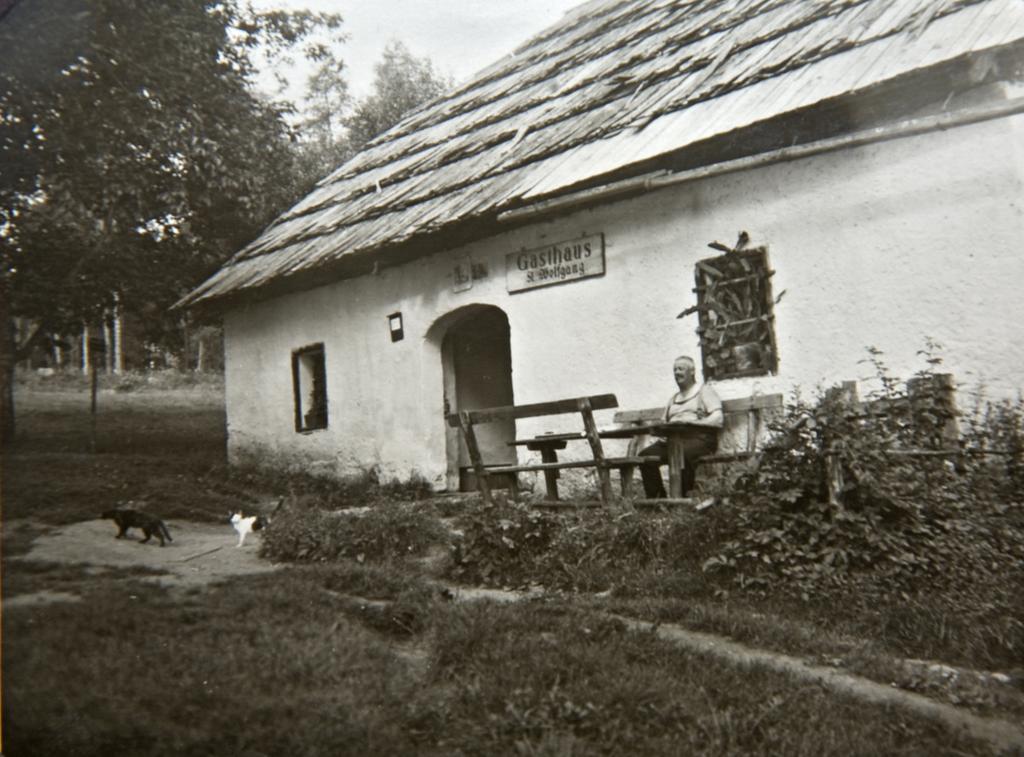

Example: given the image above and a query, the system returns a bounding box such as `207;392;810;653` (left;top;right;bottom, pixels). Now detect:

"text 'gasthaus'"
505;234;605;293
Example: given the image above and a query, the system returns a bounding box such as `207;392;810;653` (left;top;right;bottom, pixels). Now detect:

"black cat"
101;508;173;546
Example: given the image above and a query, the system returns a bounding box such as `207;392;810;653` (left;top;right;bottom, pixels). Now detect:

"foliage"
14;367;225;393
448;501;731;591
290;39;453;184
293;48;354;189
0;0;343;440
344;40;452;153
961;392;1024;499
700;348;1024;660
1;0;338;331
261;503;448;564
448;502;561;587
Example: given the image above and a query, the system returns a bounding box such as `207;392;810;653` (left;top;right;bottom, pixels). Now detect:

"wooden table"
598;422;707;498
509;432;582;500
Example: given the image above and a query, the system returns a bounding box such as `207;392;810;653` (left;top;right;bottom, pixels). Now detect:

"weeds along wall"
222;113;1024;484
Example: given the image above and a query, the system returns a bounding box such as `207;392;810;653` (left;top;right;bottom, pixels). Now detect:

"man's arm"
690;385;724;428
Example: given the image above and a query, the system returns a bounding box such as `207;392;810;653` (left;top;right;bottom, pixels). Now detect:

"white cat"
229;498;282;547
230;512;265;548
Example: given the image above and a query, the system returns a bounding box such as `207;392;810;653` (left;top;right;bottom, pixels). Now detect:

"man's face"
673;359;695;389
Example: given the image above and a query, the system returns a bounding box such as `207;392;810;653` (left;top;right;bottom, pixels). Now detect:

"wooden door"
443;307;515;490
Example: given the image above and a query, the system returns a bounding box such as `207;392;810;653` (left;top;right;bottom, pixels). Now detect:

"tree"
0;0;343;441
345;40;452;153
290;39;452;195
294;50;354;191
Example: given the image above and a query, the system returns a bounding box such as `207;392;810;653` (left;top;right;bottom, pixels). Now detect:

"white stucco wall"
223;113;1024;484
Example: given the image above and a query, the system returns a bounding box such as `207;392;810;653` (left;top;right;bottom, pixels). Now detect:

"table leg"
666;434;685;498
620;465;635;497
540;447;560;500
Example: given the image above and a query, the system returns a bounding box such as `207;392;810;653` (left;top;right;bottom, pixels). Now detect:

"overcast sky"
255;0;584;102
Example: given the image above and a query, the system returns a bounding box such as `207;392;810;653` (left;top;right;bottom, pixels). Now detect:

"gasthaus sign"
505;234;605;293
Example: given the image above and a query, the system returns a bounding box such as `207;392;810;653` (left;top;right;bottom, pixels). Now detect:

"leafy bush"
261;504;449;564
961;394;1024;500
700;348;1024;661
448;502;561;587
447;502;733;591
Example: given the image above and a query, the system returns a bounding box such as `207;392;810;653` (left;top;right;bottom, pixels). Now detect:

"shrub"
447;502;734;592
960;393;1024;500
261;504;449;564
448;501;561;587
699;347;1024;662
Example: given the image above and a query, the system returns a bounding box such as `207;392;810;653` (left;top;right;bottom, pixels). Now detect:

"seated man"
640;355;723;498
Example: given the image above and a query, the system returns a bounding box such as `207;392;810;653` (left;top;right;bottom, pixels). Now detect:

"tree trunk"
102;318;113;374
181;317;190;372
90;348;99;453
54;334;64;368
1;303;16;445
1;307;47;445
196;335;206;373
113;297;124;374
82;326;91;375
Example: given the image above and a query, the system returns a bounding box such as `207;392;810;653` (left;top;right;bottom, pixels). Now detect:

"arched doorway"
440;306;515;491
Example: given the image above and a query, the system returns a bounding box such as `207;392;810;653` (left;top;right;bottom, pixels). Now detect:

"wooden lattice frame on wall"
680;234;779;381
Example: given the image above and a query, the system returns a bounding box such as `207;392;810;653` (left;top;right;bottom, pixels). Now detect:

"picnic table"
511;422;709;499
508;433;576;501
597;422;708;498
449;394;658;506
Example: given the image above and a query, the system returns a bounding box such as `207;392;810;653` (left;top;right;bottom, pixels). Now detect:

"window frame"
693;246;779;381
291;343;328;433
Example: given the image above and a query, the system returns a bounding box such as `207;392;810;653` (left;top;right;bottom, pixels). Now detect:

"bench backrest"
611;393;784;424
446;393;620;505
612;392;785;454
447;393;618;427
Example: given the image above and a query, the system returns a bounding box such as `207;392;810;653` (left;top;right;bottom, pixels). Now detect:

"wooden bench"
446;393;660;506
607;392;785;497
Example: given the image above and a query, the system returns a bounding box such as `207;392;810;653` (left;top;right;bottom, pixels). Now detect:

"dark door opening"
442;307;515;491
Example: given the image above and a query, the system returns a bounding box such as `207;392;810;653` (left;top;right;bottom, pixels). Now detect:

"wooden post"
458;411;492;506
823;382;857;506
666;433;685;499
525;440;567;501
825;449;844;506
578;397;613;506
620;465;636;497
538;447;560;500
908;373;958;447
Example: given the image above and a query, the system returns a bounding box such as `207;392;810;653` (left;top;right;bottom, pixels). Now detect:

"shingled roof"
180;0;1024;309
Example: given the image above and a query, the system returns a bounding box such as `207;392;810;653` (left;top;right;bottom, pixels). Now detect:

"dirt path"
6;518;279;606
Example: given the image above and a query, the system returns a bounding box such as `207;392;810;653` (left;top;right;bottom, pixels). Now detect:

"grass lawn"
3;377;1021;755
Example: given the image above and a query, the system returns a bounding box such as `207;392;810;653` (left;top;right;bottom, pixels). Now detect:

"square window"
693;246;778;381
292;344;328;432
387;311;404;342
